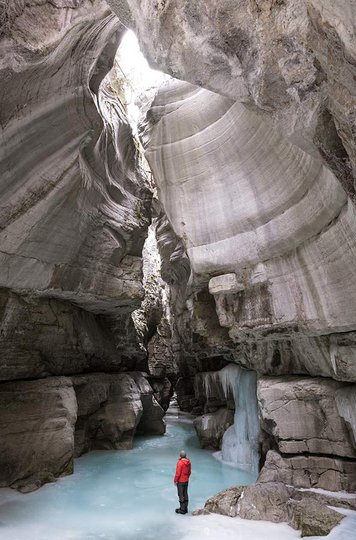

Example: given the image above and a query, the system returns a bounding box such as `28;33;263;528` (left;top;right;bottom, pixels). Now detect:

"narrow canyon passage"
3;410;355;540
1;1;356;539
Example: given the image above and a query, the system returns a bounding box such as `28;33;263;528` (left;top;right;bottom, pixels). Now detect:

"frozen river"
0;411;354;540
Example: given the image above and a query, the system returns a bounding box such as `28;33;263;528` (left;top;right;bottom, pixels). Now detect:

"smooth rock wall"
0;377;77;492
0;0;153;386
109;0;356;199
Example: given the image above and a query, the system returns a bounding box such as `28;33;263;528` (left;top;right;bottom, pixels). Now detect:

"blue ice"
0;411;354;540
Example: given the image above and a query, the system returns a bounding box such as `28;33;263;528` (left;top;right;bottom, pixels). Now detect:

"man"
174;450;191;514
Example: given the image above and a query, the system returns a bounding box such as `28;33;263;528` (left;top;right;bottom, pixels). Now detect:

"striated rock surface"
141;71;356;496
110;0;356;199
0;377;77;492
258;376;356;458
0;0;153;382
143;79;356;344
259;449;356;492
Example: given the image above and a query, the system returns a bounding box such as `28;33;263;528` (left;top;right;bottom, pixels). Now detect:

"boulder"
201;481;348;536
204;486;244;517
238;482;291;523
193;408;234;450
289;499;344;537
0;377;77;492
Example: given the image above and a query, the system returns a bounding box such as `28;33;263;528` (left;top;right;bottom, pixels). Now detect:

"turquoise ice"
0;410;355;540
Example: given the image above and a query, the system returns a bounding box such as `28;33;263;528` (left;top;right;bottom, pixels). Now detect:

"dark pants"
177;481;189;513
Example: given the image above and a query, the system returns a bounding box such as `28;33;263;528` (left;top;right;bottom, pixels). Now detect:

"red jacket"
174;457;191;483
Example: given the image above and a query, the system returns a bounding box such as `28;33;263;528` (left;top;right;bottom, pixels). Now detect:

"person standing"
174;450;191;514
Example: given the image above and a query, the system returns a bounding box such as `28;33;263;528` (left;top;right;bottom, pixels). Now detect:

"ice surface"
0;417;354;540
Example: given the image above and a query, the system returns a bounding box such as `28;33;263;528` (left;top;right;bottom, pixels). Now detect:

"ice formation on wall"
201;364;260;474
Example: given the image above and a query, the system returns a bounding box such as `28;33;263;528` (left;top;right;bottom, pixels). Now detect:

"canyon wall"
121;1;356;491
0;1;167;491
1;0;356;499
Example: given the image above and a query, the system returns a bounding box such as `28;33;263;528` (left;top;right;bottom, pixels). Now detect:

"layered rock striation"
109;0;356;199
138;78;356;505
0;1;166;491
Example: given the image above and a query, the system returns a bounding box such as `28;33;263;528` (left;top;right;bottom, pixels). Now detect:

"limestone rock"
72;372;165;456
0;289;145;382
0;377;77;492
293;489;356;512
259;450;356;492
192;508;211;516
149;377;173;412
0;1;151;311
193;409;234;450
110;0;356;200
147;319;175;378
289;499;344;537
203;481;347;536
204;486;244;517
0;0;152;383
72;373;143;455
209;274;244;296
130;372;166;435
258;376;356;458
238;482;292;523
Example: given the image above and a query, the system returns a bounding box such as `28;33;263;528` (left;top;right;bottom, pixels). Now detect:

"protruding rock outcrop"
110;0;356;200
258;449;356;492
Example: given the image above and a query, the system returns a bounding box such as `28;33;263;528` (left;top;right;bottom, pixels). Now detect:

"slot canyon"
0;1;356;539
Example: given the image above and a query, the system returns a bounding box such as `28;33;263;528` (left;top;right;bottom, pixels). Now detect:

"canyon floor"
0;409;354;540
